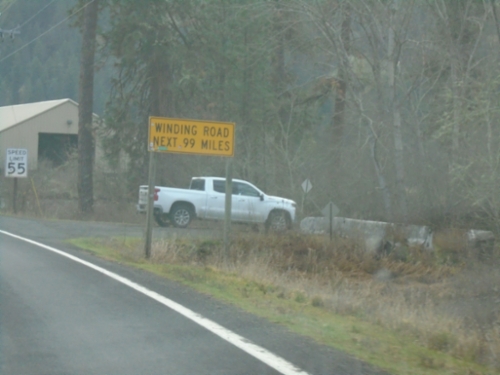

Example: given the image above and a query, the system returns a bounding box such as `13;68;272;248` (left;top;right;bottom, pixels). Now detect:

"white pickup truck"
137;177;296;230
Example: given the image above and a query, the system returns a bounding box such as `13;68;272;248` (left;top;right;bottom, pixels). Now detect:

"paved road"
0;215;387;374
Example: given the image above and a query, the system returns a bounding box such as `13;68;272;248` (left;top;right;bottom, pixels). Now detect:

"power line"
0;0;20;16
0;0;96;64
1;0;57;31
19;0;58;29
1;0;58;44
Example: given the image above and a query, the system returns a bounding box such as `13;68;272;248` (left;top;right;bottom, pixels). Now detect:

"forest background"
1;0;500;231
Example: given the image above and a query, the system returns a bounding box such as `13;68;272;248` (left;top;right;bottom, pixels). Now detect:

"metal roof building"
0;99;99;170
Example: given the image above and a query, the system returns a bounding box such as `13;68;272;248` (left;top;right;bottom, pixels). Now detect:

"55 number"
7;162;26;175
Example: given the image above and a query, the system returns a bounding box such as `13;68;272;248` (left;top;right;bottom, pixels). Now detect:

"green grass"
68;237;498;375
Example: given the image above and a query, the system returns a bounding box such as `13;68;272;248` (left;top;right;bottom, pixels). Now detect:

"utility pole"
0;10;21;41
0;25;20;41
77;0;99;214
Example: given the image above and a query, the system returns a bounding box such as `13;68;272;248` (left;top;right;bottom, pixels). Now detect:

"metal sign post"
300;179;312;218
329;204;333;242
322;201;340;242
144;151;156;259
224;159;233;259
13;178;18;214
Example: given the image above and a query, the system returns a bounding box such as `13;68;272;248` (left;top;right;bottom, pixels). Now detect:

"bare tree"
429;0;487;164
331;2;351;160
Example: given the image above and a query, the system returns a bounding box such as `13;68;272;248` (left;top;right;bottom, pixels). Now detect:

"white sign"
301;179;312;193
5;148;28;178
322;201;340;218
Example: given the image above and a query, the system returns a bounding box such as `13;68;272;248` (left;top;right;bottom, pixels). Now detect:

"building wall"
0;101;79;170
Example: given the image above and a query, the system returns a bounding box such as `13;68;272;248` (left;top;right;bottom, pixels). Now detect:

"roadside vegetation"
2;154;500;373
70;231;500;375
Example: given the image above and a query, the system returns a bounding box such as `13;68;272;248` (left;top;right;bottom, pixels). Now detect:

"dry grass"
145;232;500;370
4;160;499;368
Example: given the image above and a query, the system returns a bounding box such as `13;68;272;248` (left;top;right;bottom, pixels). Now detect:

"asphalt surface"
0;215;388;375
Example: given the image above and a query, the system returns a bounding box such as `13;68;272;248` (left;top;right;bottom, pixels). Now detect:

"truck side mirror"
260;194;264;201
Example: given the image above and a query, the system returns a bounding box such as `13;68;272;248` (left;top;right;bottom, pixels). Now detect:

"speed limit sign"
5;149;28;178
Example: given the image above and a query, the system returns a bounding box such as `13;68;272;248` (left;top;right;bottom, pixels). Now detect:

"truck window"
234;182;261;197
190;179;205;191
213;180;225;193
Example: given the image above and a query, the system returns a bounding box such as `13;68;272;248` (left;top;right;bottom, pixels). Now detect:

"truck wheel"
265;210;290;233
154;213;170;227
170;204;193;228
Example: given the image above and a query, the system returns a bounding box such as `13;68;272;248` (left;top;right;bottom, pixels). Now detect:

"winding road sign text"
148;117;235;157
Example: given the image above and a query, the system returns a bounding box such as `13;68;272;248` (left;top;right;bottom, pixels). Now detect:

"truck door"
189;178;209;218
232;182;263;222
205;180;232;219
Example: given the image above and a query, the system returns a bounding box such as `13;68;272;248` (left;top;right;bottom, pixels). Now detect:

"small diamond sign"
322;201;339;218
301;179;312;193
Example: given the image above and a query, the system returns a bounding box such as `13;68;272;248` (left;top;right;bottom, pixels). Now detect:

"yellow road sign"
148;117;235;157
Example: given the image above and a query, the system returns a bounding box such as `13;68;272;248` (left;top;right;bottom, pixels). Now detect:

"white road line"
0;230;310;375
